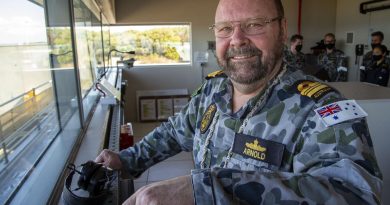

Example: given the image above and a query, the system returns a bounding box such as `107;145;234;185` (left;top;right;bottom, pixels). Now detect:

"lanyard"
200;67;287;169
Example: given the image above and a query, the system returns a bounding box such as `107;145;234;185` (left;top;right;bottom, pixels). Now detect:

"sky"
0;0;47;45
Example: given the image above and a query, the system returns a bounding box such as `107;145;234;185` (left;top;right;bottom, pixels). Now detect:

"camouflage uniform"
119;67;382;205
361;60;390;87
318;49;347;82
283;48;305;70
363;51;374;69
362;51;390;70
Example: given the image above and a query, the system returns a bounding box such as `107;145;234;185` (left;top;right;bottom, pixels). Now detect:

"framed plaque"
157;98;173;120
139;98;156;121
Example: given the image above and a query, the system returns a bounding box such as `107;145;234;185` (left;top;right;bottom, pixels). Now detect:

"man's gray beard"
225;54;269;84
218;44;283;85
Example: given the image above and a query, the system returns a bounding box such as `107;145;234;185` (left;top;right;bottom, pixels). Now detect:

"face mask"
325;43;335;50
295;45;303;52
372;55;382;61
371;43;381;50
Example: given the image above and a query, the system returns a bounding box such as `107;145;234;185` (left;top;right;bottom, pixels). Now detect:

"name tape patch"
232;133;285;167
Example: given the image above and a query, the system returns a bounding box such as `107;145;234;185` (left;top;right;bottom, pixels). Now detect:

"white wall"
359;100;390;205
335;0;390;81
301;0;337;53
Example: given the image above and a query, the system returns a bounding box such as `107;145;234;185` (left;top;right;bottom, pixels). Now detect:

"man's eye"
217;26;233;33
246;23;263;29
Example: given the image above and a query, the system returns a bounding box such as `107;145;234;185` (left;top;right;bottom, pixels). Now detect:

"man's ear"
280;18;288;44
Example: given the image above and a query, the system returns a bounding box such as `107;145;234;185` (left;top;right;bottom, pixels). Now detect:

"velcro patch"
232;133;285;167
315;100;368;127
200;104;217;134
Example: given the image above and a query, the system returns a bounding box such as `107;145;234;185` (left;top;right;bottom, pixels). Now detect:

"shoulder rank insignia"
200;104;217;134
205;70;227;80
191;83;204;98
294;80;336;102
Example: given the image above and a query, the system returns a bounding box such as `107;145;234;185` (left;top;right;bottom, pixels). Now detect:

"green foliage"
164;47;180;61
47;28;74;66
110;26;190;64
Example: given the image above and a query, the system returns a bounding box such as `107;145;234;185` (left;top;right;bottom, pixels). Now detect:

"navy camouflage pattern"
362;51;390;70
318;49;347;82
119;67;382;205
283;47;305;70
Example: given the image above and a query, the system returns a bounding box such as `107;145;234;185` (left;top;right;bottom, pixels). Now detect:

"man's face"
324;36;335;45
291;39;303;49
214;0;287;85
373;47;384;57
371;35;383;45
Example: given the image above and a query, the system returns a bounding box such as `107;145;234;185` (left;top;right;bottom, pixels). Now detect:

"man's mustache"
225;46;262;59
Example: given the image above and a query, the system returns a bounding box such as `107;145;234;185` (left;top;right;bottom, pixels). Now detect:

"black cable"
97;49;135;82
67;164;83;175
95;83;106;97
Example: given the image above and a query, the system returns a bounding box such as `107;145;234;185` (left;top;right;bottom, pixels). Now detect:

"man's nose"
229;27;249;48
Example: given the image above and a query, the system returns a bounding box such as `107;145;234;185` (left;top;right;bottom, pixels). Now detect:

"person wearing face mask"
362;31;387;70
361;45;389;87
283;34;305;70
317;33;346;82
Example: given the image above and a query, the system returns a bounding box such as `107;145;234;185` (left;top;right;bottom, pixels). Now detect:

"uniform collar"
212;66;289;118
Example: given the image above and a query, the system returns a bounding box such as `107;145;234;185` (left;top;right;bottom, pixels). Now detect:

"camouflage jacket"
283;49;305;70
318;49;346;82
119;68;382;205
361;60;390;87
363;51;374;69
363;51;390;69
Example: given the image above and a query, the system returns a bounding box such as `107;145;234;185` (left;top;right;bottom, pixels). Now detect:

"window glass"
73;0;103;121
102;15;111;70
110;24;191;66
73;0;94;96
0;0;63;203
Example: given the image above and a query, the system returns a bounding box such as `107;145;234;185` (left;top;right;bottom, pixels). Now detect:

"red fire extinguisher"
120;123;134;150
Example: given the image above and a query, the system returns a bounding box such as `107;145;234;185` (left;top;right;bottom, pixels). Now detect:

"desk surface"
329;82;390;100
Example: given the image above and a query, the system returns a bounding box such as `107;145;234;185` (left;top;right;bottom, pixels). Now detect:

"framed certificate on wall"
139;98;157;121
157;98;173;120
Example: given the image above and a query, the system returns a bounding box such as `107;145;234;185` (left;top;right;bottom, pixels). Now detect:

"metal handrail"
0;83;54;164
0;81;52;108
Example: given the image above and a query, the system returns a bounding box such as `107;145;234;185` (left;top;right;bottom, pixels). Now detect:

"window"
0;0;62;203
0;0;106;204
110;24;192;66
73;0;103;121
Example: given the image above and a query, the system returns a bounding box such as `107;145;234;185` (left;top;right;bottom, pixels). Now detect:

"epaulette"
291;80;338;103
205;70;227;80
191;83;204;98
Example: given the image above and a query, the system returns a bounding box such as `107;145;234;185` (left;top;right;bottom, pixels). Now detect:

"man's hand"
95;149;122;170
123;175;194;205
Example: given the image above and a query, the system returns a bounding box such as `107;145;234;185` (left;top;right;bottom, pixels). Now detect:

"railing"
0;81;54;163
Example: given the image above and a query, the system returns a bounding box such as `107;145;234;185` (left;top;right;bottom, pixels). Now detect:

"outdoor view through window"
110;25;191;66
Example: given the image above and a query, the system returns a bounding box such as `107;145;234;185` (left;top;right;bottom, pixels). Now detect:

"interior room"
0;0;389;204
